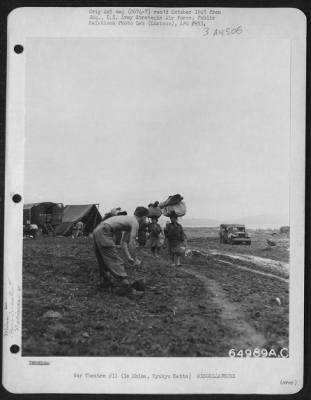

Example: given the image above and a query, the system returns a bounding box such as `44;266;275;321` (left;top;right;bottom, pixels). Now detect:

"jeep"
219;224;251;245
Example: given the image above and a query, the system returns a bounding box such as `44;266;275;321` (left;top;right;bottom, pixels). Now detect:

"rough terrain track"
179;266;267;349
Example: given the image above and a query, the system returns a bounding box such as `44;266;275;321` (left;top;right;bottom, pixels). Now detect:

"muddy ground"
22;229;289;357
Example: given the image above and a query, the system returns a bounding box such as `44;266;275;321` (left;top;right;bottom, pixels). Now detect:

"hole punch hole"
10;344;20;354
12;194;22;203
14;44;24;54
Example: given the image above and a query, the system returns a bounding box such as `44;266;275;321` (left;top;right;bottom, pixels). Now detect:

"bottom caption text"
73;372;236;380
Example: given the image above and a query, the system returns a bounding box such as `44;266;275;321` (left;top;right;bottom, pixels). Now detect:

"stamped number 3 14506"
204;26;243;36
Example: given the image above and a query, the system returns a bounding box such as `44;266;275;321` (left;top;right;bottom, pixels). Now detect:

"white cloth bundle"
162;201;187;217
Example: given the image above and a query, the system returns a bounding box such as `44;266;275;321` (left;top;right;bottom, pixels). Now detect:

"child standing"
164;212;186;267
148;217;163;257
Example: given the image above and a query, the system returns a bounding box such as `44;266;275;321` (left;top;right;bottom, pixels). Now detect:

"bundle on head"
148;202;162;218
134;206;149;218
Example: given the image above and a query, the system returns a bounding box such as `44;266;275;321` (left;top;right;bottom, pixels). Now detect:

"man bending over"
93;206;149;290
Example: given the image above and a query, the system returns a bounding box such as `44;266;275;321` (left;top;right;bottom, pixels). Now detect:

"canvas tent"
55;204;102;236
23;202;64;227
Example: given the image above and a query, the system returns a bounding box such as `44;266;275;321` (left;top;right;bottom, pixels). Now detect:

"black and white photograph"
3;7;306;394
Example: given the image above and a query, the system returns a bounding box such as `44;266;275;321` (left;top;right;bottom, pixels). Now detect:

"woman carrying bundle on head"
164;211;186;267
148;217;163;258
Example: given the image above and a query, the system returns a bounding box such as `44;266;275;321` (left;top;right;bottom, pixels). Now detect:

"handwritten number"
205;26;243;37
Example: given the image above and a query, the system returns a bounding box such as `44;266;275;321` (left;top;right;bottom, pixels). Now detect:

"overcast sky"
24;37;290;221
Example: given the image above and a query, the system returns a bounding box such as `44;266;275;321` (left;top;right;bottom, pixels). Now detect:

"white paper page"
3;7;306;394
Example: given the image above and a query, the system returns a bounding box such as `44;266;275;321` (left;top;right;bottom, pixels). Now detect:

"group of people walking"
92;206;186;293
148;213;186;266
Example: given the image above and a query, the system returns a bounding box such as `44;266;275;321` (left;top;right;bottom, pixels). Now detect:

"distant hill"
181;214;289;228
181;218;219;227
227;213;289;228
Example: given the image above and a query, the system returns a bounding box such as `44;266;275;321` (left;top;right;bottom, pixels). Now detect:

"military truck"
219;224;251;245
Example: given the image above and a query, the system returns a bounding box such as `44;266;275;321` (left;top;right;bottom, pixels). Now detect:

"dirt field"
22;229;289;357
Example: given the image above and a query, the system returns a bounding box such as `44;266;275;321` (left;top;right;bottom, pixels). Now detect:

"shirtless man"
93;206;149;289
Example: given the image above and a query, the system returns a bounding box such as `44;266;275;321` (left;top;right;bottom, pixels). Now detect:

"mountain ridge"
181;213;289;228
